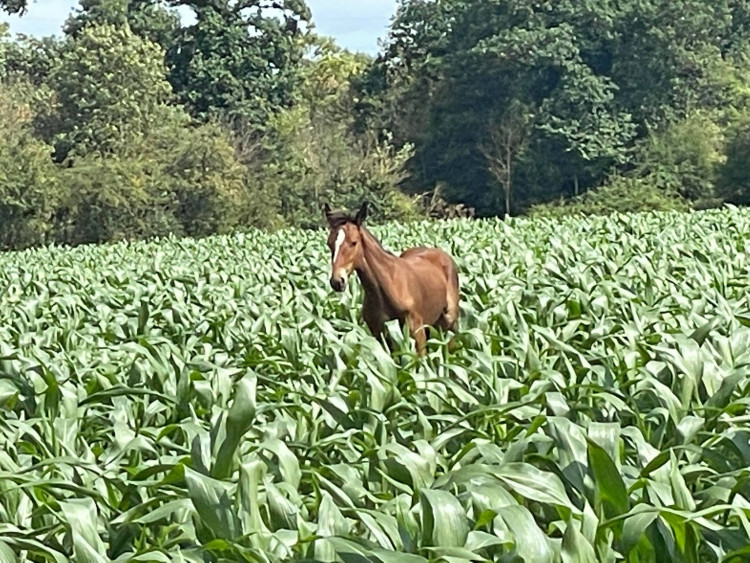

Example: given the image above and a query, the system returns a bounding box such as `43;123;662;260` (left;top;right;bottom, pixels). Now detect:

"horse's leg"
430;282;460;354
442;303;460;353
373;320;396;352
364;313;385;344
444;264;460;333
363;301;391;351
442;261;461;352
406;313;427;357
435;313;458;353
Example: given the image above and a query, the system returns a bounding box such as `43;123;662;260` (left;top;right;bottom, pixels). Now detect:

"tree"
58;153;180;245
604;0;749;128
64;0;181;53
717;113;750;205
262;36;417;228
355;0;639;214
166;0;311;134
0;0;26;15
480;101;531;217
529;177;691;219
535;64;637;196
48;23;177;159
0;79;64;250
164;120;258;236
0;23;9;76
2;33;63;86
355;0;750;216
632;112;725;203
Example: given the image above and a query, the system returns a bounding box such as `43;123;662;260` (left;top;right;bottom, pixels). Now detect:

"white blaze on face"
332;228;348;282
333;228;345;263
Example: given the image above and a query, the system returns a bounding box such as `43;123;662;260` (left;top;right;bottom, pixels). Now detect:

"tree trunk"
505;145;512;218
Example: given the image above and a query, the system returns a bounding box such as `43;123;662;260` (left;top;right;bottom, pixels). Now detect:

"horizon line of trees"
2;0;750;252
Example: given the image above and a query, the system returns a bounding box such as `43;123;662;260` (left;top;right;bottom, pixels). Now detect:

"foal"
324;201;460;356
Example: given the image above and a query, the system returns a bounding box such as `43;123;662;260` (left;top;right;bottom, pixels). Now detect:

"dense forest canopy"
1;0;750;249
356;0;750;215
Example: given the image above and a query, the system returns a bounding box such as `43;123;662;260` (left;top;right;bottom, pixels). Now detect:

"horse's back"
400;246;460;308
400;246;458;279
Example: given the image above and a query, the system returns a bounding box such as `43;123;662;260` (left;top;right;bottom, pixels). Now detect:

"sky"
2;0;399;55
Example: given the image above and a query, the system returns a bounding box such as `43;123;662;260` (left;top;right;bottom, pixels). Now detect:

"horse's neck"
356;229;399;307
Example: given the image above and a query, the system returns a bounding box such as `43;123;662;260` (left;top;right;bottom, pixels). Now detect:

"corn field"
2;207;750;562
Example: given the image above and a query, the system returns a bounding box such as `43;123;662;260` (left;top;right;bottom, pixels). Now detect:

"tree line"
2;0;750;251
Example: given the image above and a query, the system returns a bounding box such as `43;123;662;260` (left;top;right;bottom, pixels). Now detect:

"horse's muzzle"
330;276;346;292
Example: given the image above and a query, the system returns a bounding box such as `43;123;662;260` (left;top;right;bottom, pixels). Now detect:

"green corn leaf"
0;540;17;563
560;519;597;563
419;488;470;548
621;505;659;557
587;438;629;518
494;462;575;511
258;439;301;489
498;505;553;563
314;491;352;560
184;466;241;540
212;373;257;480
60;498;108;563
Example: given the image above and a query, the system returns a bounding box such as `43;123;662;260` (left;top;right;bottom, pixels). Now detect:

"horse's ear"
323;203;332;223
355;201;369;225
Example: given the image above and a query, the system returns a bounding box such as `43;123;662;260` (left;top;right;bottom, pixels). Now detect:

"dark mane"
360;225;396;257
326;211;357;229
326;208;395;257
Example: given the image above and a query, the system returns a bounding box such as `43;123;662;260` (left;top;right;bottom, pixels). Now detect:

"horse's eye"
351;241;357;247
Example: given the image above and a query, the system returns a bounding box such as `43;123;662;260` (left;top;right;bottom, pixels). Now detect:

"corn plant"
2;207;750;561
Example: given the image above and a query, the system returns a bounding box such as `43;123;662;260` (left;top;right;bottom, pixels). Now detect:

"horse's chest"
363;291;402;321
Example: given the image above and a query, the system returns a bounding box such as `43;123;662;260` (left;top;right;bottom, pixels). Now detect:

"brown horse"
323;201;460;356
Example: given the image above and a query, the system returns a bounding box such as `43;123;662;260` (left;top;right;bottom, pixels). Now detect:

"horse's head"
323;201;368;292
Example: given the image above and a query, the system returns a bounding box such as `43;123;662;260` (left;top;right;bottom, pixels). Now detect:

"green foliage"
356;0;642;214
63;0;181;53
0;12;309;248
0;22;9;75
270;107;416;227
264;38;419;227
4;208;750;559
717;112;750;205
357;0;750;216
630;112;726;203
530;112;741;216
60;153;180;245
0;80;63;250
49;23;175;160
531;112;728;218
529;177;692;219
5;0;750;244
57;116;277;244
1;33;63;86
164;121;256;237
166;0;311;133
0;37;275;247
